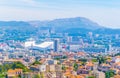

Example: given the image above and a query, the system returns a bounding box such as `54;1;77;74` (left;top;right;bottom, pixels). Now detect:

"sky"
0;0;120;28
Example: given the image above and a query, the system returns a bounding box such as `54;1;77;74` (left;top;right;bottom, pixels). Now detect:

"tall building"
50;27;55;34
115;34;119;39
67;36;72;42
54;39;59;52
88;32;93;38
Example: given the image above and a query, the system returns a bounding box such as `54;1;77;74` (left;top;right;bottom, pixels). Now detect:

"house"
47;60;54;65
3;59;23;64
7;69;23;78
55;65;62;72
51;53;63;59
98;64;111;72
95;71;105;78
112;56;120;63
30;65;40;72
85;62;94;70
77;69;89;75
45;64;62;72
114;75;120;78
50;65;56;72
64;72;85;78
114;62;120;70
39;65;46;72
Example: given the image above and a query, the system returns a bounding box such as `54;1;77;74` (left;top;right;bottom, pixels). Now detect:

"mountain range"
0;17;120;35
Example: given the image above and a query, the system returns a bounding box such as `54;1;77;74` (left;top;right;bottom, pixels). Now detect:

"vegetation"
12;62;30;72
0;74;6;78
54;56;67;60
73;63;78;71
88;76;95;78
0;62;30;73
97;57;106;64
92;58;98;62
32;60;41;65
81;62;86;65
105;70;115;78
33;74;40;78
54;57;60;60
115;53;120;56
78;58;87;62
57;62;61;65
61;65;66;71
62;56;67;59
78;58;87;65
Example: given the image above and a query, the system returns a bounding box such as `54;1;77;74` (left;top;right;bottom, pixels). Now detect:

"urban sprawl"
0;29;120;78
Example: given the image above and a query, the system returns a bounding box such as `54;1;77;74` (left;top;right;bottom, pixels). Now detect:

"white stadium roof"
25;41;35;47
24;41;53;49
36;42;53;48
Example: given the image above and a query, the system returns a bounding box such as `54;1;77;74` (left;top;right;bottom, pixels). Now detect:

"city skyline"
0;0;120;28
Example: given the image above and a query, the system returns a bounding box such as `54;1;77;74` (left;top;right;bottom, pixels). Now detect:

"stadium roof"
25;41;53;49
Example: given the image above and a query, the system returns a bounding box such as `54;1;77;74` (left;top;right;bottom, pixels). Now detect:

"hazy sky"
0;0;120;28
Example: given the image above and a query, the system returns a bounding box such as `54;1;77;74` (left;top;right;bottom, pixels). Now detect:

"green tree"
105;70;114;78
32;60;41;65
0;73;6;78
12;62;30;72
0;65;5;73
97;56;106;65
57;62;61;65
73;63;78;71
33;74;40;78
62;56;67;59
109;70;114;77
88;76;95;78
92;59;98;62
78;59;87;62
105;71;110;78
61;65;66;71
54;57;60;60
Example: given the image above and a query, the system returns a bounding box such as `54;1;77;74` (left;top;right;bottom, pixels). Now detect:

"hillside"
29;17;103;31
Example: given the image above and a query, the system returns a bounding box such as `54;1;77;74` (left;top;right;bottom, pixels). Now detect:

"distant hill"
0;21;30;27
0;21;35;31
29;17;103;31
29;17;120;34
0;17;120;36
0;21;36;41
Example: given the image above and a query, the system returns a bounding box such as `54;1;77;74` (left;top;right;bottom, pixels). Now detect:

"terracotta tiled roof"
101;63;110;67
114;75;120;78
8;69;16;73
64;71;71;77
76;75;84;78
4;59;23;62
77;52;85;56
115;56;120;59
106;59;112;62
70;75;76;78
8;68;22;73
86;62;94;66
116;62;120;65
79;66;85;69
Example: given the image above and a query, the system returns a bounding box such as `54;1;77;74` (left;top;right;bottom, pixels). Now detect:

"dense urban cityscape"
1;0;120;78
0;23;120;78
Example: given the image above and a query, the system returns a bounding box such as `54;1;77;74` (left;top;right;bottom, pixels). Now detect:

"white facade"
24;41;53;50
39;65;46;72
70;45;80;51
112;57;120;63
